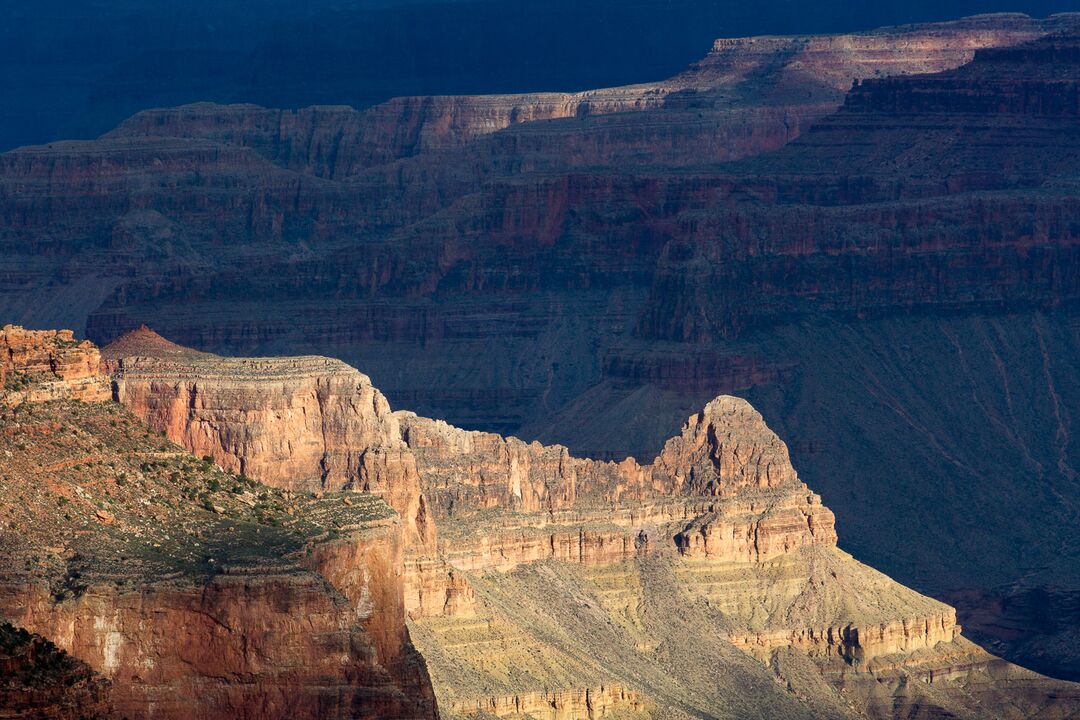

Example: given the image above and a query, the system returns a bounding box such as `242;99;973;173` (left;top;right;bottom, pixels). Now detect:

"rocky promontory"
0;329;438;720
88;327;1080;719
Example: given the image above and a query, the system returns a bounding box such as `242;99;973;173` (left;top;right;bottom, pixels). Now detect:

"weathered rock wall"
106;328;434;552
1;532;433;720
1;325;109;405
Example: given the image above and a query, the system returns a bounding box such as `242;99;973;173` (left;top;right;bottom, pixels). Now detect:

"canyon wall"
0;330;437;720
98;330;1080;719
2;552;431;720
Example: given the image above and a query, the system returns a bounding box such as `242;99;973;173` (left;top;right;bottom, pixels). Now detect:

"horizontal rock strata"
0;357;437;720
97;330;1080;718
1;325;109;405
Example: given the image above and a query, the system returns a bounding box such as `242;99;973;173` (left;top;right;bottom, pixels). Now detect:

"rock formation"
1;326;109;405
0;340;437;720
104;325;434;552
94;329;1080;718
0;623;112;720
2;13;1080;681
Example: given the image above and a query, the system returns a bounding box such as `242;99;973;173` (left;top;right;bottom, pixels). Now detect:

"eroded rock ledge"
1;325;109;405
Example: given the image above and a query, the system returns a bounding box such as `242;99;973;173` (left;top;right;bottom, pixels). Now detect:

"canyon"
5;325;1079;718
2;7;1080;695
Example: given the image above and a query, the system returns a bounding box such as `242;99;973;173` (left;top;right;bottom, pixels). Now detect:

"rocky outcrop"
401;395;835;576
672;497;836;562
402;397;830;512
105;326;434;552
449;685;649;720
0;366;437;720
653;396;800;493
729;610;962;664
1;325;109;405
3;555;430;720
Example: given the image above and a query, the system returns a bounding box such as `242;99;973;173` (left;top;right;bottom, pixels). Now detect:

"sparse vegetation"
0;622;90;687
0;397;394;597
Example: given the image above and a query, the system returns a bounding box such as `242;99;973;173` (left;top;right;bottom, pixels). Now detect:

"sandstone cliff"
95;329;1080;719
104;325;434;552
0;347;437;720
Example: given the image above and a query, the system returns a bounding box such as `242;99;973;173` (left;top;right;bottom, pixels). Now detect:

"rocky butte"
2;325;1070;718
2;10;1080;686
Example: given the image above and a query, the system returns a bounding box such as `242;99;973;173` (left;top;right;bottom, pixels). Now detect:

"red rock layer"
105;327;434;552
0;530;434;720
1;325;109;404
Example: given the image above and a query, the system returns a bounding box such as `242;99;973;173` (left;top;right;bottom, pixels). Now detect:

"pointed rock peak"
101;325;210;361
655;394;798;494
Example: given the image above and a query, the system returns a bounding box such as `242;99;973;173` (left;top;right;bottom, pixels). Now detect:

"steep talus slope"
0;328;437;720
3;14;1080;681
98;328;1080;719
